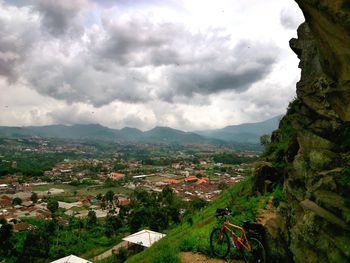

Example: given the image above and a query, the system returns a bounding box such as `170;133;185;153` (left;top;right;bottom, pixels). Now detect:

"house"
123;229;166;248
117;197;130;206
184;176;198;182
109;172;125;180
51;254;92;263
196;177;209;185
162;179;181;184
13;222;32;232
0;184;9;191
171;163;181;169
0;195;12;208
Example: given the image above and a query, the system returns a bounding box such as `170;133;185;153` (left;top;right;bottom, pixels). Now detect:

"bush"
114;247;128;263
272;185;286;207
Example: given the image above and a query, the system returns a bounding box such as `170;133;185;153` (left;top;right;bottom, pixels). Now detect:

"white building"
50;254;92;263
122;229;166;248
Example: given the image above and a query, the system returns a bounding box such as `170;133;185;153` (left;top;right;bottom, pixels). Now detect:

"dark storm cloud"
35;0;86;36
1;0;280;109
23;56;152;106
160;40;279;101
3;0;34;7
0;3;40;82
96;19;187;66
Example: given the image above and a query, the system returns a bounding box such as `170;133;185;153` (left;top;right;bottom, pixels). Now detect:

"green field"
32;183;132;197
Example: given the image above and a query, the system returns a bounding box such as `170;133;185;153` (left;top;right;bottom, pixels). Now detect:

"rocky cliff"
254;1;350;262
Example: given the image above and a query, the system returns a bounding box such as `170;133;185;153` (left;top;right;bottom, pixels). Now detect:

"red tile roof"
162;179;181;184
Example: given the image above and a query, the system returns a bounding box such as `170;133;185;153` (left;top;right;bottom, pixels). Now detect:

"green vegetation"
0;152;78;177
213;153;257;165
12;197;22;206
0;216;122;263
261;117;297;171
272;185;286;207
126;177;266;263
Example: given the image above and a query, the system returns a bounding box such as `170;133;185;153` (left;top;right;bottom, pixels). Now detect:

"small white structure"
0;184;8;190
122;229;166;248
51;254;92;263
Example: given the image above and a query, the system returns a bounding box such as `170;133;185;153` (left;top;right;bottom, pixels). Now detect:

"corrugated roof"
122;229;166;247
50;254;92;263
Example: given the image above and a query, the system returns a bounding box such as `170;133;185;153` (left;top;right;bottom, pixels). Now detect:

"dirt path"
180;252;244;263
92;241;127;261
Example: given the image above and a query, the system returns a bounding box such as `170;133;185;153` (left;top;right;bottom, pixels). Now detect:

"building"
123;229;166;248
162;179;181;184
51;254;92;263
109;172;125;180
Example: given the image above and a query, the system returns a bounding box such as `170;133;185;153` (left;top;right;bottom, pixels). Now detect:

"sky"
0;0;304;131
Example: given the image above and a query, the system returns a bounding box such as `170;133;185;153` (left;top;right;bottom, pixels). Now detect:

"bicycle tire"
242;237;266;263
210;228;230;259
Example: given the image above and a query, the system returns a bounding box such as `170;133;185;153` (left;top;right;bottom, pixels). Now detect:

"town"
0;137;258;262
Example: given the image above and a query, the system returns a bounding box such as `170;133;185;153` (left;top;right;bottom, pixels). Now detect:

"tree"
114;247;128;263
104;190;115;207
12;197;22;206
104;213;122;237
161;186;175;205
30;192;38;203
260;134;271;146
96;193;103;200
191;197;207;210
87;210;97;227
0;218;13;255
47;199;59;215
129;209;144;233
150;208;169;232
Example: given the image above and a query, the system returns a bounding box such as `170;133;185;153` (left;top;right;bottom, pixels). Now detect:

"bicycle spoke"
210;228;230;259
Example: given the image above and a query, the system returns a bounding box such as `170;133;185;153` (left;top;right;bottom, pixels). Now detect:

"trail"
180;252;244;263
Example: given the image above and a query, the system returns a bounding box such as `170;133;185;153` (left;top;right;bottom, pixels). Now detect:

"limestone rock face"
254;1;350;262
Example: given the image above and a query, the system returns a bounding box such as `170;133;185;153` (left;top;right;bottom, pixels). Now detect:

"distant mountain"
141;126;211;144
196;115;282;143
0;124;218;145
0;115;282;145
0;124;117;140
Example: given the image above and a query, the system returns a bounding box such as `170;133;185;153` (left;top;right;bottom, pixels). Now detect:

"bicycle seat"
215;208;230;217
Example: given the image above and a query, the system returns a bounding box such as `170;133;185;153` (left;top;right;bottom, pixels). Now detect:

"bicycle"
210;208;266;263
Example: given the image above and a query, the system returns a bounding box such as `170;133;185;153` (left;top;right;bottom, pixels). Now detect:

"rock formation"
254;1;350;262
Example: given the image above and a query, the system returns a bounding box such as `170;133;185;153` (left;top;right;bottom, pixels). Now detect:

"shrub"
272;185;286;207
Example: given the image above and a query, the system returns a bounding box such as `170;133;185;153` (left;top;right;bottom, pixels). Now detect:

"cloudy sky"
0;0;304;131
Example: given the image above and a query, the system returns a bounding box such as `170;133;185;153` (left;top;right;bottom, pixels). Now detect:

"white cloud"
0;0;304;130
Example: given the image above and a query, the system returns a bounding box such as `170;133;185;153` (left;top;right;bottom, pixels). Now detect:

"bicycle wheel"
242;237;266;263
210;228;230;259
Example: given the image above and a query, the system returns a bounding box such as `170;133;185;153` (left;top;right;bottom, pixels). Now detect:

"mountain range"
0;115;282;145
196;114;282;143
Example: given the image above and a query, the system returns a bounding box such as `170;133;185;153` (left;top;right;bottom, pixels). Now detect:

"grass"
125;177;265;263
32;183;78;192
32;183;132;197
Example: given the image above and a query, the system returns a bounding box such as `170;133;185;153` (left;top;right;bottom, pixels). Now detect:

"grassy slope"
125;177;267;263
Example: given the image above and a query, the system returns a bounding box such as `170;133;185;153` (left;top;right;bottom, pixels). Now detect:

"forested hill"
196;115;282;143
0;117;281;146
0;124;218;145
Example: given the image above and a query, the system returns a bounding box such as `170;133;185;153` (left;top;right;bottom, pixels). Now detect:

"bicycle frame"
219;220;252;252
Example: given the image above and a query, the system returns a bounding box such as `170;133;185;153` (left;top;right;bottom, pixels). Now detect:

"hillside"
124;177;267;263
0;124;261;149
126;0;350;262
197;115;282;143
